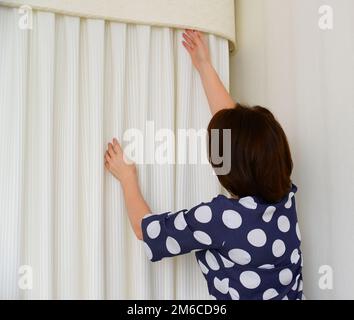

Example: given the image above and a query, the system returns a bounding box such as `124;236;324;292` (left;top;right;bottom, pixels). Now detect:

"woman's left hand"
104;138;137;184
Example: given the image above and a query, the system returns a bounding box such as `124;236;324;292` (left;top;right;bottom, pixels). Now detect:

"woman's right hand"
182;29;211;72
182;29;235;115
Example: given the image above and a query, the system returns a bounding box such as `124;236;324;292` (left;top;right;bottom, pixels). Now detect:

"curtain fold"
54;14;81;300
0;6;229;299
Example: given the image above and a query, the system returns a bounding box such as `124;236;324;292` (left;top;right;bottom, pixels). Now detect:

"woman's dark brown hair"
207;104;293;203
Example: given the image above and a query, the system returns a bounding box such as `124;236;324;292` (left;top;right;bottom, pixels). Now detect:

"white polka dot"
258;264;275;270
222;210;242;229
263;288;278;300
247;229;267;247
296;223;301;241
285;192;295;209
194;206;212;223
174;212;187;231
193;231;212;245
292;274;300;290
146;220;161;239
210;295;217;300
143;242;153;260
282;295;288;300
219;254;235;268
279;268;293;286
228;249;251;265
240;271;261;289
272;239;286;257
214;277;229;294
229;287;240;300
277;216;290;233
262;206;276;223
291;249;300;264
205;251;220;271
198;260;209;275
239;196;257;209
299;280;303;291
166;236;181;255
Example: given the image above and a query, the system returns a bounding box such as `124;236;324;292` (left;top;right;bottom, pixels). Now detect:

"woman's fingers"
182;41;193;53
108;143;116;158
104;138;122;168
182;41;193;55
105;151;112;165
182;34;195;50
183;31;195;43
112;138;122;154
183;29;205;54
186;29;201;44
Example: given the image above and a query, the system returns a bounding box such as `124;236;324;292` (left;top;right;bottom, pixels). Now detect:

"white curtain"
0;6;229;299
231;0;354;300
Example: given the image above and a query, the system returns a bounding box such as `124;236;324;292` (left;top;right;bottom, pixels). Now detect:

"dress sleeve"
141;197;223;262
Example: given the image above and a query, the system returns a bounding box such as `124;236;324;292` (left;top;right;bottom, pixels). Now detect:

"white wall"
230;0;354;299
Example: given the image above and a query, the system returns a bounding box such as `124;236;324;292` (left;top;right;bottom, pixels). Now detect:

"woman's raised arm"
182;29;236;115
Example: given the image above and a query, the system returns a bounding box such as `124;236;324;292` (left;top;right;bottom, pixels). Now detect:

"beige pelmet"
0;0;236;51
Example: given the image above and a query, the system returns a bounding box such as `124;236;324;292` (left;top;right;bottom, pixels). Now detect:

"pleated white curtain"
0;6;229;299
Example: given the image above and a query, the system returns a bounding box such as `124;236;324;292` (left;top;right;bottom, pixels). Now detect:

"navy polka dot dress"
141;184;303;300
